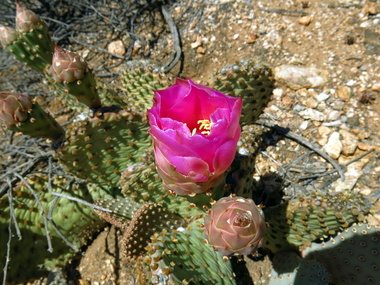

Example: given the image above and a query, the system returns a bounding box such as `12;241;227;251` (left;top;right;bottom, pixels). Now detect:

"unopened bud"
0;25;18;47
0;92;33;127
16;2;42;32
50;44;88;83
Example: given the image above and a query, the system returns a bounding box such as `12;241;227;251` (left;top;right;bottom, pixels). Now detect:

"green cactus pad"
56;108;151;187
303;223;380;284
52;69;101;109
211;59;275;125
122;202;185;260
0;226;76;283
0;174;113;282
119;64;173;111
120;152;212;219
263;190;372;253
5;24;54;71
269;250;330;285
8;101;65;140
145;219;237;284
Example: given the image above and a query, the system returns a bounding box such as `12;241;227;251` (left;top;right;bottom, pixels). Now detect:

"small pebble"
371;82;380;91
357;142;376;151
327;110;342;121
299;108;326;121
316;92;329;101
336;86;351;101
323;132;342;159
107;40;125;56
299;15;312;26
274;65;328;90
339;129;358;156
305;97;318;108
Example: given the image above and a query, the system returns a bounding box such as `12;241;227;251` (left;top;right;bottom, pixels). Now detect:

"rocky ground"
1;0;379;284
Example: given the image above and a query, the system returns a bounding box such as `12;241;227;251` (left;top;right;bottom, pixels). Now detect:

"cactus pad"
303;223;380;284
56;108;151;186
145;219;237;284
263;190;372;253
269;250;330;285
119;64;173;111
211;59;275;125
0;174;112;282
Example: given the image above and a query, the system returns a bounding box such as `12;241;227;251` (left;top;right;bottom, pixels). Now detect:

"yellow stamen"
190;119;213;136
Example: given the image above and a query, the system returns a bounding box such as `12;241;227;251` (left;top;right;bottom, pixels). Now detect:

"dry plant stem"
256;120;346;180
160;5;182;73
13;173;53;252
51;191;112;213
258;8;309;16
0;151;54;198
297;149;375;181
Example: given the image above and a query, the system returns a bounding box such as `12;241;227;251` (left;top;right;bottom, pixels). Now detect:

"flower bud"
0;92;33;127
49;44;88;83
16;2;42;33
0;25;18;47
204;196;266;256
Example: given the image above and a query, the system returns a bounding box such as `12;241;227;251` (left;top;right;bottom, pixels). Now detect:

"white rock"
107;40;125;56
274;65;328;90
323;132;342;159
327;110;342;121
316;92;329;101
299;108;326;121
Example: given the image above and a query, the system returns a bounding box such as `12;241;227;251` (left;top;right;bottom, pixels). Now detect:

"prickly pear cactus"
302;223;380;284
263;190;372;253
145;219;237;285
56;108;151;186
0;174;116;282
269;250;330;285
211;59;275;125
1;3;378;285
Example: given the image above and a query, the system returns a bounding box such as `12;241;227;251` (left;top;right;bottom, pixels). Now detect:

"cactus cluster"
0;3;378;285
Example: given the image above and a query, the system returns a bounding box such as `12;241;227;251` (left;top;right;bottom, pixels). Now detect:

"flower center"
232;211;252;228
191;119;213;136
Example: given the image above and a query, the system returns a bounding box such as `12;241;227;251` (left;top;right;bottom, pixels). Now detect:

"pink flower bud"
49;44;88;83
0;92;33;127
15;2;41;33
148;78;242;196
204;196;266;256
0;25;18;47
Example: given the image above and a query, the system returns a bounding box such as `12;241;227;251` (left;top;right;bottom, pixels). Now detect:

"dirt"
1;0;380;284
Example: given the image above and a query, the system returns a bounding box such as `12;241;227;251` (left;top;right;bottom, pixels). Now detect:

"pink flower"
204;196;266;256
148;78;242;196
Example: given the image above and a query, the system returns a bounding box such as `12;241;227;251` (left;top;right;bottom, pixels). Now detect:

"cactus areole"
204;196;266;256
148;78;242;196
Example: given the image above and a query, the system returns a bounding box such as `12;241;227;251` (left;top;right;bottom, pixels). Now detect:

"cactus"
269;250;330;285
302;223;380;284
211;59;275;125
56;108;151;187
263;190;372;253
0;173;115;282
119;63;173;111
0;3;54;71
0;4;378;285
145;219;237;284
0;92;65;140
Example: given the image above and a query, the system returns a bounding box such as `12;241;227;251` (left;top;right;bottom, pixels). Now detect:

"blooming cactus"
49;44;88;83
204;196;266;256
148;78;242;196
0;92;32;127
